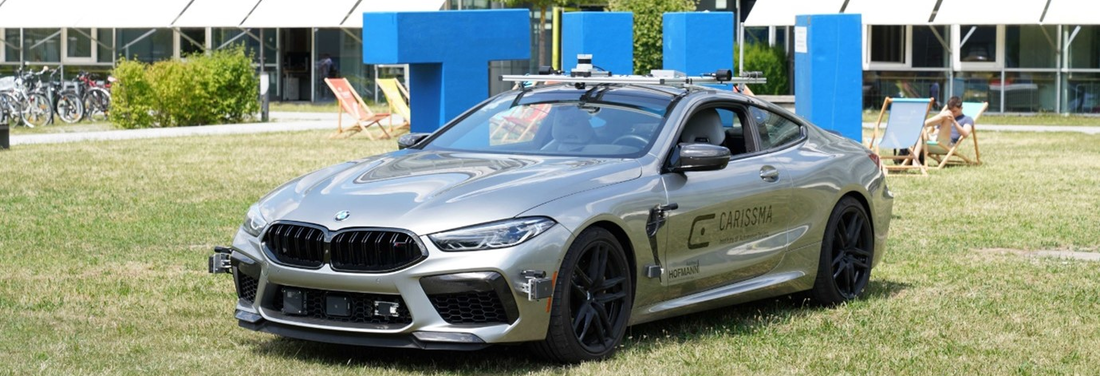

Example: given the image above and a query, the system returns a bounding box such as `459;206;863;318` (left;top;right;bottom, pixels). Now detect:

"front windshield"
423;87;671;157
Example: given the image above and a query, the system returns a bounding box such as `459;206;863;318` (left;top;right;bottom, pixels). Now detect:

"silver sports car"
210;73;893;363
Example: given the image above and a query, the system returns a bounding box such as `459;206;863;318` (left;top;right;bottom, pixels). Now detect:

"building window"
775;27;788;51
745;27;769;45
66;28;94;61
213;28;275;65
67;29;92;58
118;29;173;63
912;26;948;68
1067;26;1100;69
97;29;115;63
960;25;996;62
4;29;20;62
179;28;206;57
1006;25;1056;68
24;28;61;63
870;25;905;64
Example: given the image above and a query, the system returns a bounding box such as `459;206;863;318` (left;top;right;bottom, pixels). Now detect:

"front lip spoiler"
238;318;491;351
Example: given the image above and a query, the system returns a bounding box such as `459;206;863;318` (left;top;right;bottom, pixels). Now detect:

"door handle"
759;166;780;182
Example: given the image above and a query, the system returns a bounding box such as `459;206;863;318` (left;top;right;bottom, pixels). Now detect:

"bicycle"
70;71;112;122
35;68;84;124
11;65;52;127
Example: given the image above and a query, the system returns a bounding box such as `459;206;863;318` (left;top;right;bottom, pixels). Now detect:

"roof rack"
501;54;767;90
501;71;766;88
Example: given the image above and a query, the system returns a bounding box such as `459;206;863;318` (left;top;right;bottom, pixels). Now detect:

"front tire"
533;227;633;363
21;93;51;127
809;197;874;305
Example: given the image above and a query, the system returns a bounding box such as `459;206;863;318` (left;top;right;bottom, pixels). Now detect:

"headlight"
429;217;556;252
241;204;268;237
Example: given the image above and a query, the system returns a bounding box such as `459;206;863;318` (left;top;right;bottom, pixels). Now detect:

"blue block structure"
663;12;735;76
794;14;862;141
362;10;530;132
561;12;633;75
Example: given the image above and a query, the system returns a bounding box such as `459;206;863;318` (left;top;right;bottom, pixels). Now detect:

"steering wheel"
611;134;649;148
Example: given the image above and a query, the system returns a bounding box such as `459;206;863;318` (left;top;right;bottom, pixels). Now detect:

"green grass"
2;130;1100;374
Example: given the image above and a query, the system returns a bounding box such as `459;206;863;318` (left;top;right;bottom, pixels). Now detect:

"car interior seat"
541;106;595;152
680;108;726;146
725;126;748;155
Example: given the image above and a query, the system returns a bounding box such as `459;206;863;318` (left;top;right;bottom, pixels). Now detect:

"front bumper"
216;224;571;348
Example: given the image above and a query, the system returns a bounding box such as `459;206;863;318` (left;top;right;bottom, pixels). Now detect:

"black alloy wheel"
533;227;633;363
810;197;874;304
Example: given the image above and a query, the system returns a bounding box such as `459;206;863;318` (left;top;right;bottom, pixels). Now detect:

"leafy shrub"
110;59;156;129
734;43;789;95
110;47;258;129
609;0;698;74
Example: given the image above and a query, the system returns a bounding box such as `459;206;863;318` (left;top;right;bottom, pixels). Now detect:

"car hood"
258;150;642;235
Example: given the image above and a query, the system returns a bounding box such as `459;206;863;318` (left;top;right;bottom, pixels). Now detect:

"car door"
660;103;793;297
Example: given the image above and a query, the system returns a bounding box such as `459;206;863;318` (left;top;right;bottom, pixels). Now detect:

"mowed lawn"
1;129;1099;375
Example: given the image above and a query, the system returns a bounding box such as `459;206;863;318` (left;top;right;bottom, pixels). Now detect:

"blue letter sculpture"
663;12;735;78
363;10;531;133
561;12;633;75
794;14;862;141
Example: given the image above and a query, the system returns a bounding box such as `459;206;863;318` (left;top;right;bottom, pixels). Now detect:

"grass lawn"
1;129;1099;374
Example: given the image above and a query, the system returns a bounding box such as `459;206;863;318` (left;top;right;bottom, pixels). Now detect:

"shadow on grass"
620;279;910;351
248;279;909;373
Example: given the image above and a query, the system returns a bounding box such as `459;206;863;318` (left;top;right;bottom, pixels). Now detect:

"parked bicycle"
70;70;112;122
35;68;84;124
1;64;53;127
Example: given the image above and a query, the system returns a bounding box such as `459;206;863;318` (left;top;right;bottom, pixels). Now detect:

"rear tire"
57;92;84;123
531;227;633;363
809;197;874;305
84;88;110;122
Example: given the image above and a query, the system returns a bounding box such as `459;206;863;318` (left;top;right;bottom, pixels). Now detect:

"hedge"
111;48;259;129
734;43;790;95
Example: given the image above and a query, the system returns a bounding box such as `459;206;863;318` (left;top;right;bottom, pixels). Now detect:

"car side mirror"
667;143;731;173
397;133;430;150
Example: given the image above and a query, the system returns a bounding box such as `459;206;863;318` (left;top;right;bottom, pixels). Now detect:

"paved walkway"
7;112;1100;146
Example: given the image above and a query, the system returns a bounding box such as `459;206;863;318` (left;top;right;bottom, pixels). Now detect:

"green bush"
734;44;789;95
609;0;698;74
110;48;259;129
110;59;156;129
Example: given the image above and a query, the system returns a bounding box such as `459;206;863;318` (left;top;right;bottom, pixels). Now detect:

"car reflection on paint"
210;77;893;363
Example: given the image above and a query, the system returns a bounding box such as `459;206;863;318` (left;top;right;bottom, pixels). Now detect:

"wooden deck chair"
868;97;935;176
925;101;987;169
375;78;411;133
324;78;392;140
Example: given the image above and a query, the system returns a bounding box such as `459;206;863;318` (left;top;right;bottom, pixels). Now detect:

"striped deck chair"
868;97;935;176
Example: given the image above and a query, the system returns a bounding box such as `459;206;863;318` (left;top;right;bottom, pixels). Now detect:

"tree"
503;0;565;67
608;0;697;74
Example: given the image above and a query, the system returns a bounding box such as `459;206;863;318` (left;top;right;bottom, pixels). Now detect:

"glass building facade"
0;0;538;105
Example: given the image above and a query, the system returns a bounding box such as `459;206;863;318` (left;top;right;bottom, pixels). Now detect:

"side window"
750;106;802;150
714;108;749;156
